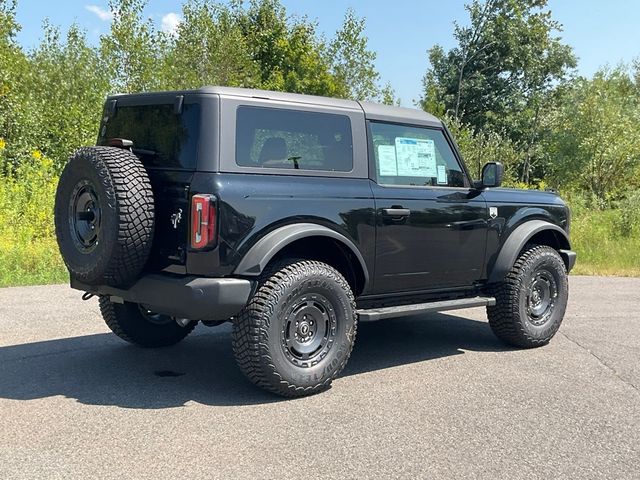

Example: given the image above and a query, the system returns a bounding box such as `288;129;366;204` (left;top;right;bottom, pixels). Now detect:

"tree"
0;0;33;166
100;0;161;93
29;23;109;165
233;0;341;96
380;82;400;106
547;68;640;204
421;0;575;129
420;0;576;182
160;0;259;90
446;115;520;181
328;9;379;101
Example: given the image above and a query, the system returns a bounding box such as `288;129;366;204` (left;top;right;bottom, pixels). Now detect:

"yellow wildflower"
32;149;42;160
0;138;5;150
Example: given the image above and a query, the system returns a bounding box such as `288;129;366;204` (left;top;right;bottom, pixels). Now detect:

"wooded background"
1;0;639;286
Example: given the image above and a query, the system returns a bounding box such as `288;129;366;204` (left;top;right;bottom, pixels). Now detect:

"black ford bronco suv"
54;87;576;397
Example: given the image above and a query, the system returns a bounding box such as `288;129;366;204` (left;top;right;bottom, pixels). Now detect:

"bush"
612;190;640;238
566;190;640;276
0;146;67;286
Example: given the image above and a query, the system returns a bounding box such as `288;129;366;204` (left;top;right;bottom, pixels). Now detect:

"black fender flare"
233;223;370;290
488;220;572;283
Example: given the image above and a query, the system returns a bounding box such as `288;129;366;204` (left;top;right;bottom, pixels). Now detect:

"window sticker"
395;137;437;177
377;145;397;176
436;164;448;185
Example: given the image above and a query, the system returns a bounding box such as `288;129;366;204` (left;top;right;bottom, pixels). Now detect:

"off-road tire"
99;297;197;347
55;146;154;286
487;245;568;348
232;259;357;397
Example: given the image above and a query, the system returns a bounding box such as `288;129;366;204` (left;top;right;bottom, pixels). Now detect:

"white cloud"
161;12;182;35
85;5;113;22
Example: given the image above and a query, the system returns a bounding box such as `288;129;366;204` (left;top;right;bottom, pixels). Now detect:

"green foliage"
0;147;67;286
380;82;401;106
160;1;259;89
420;0;576;183
231;0;340;96
546;67;640;203
445;116;521;180
94;0;384;99
421;0;576;129
101;0;161;92
569;198;640;277
612;190;640;238
30;23;110;166
0;0;36;165
328;8;380;101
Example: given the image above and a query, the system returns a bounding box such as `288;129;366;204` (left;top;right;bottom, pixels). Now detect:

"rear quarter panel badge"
170;208;183;229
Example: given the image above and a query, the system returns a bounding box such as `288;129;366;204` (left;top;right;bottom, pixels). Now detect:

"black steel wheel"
69;181;102;253
232;259;357;397
525;268;558;326
487;245;568;348
281;293;338;367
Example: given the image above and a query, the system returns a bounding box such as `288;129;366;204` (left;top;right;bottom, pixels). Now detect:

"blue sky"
12;0;640;105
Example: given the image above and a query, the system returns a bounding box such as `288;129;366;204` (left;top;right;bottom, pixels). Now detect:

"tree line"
1;0;639;208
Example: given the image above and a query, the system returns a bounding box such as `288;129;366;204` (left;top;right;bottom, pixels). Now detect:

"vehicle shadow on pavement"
0;312;511;408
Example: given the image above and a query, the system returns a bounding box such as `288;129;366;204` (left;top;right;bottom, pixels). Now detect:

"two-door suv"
54;87;576;397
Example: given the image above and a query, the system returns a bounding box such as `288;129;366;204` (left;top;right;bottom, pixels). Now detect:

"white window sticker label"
395;137;437;177
436;164;448;185
377;145;398;176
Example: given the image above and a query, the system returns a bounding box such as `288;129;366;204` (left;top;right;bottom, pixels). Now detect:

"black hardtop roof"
109;86;443;128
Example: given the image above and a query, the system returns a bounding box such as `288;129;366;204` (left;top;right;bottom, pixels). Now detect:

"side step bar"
357;296;496;322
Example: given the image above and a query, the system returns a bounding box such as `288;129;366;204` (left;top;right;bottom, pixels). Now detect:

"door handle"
382;208;411;217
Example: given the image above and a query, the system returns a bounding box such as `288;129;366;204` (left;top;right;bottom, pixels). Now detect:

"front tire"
487;245;568;348
232;260;357;397
99;297;197;347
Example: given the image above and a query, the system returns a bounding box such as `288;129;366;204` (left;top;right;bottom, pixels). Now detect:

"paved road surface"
0;276;638;479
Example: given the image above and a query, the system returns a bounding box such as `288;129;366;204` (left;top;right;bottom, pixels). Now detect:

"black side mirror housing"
478;162;504;189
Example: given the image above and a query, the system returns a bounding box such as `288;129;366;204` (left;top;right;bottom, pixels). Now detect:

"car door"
368;121;488;294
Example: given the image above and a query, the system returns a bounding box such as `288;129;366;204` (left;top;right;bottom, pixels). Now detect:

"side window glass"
236;106;353;172
369;122;466;187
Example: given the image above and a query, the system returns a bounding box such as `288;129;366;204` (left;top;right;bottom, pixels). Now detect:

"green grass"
570;208;640;277
0;236;68;287
0;153;68;287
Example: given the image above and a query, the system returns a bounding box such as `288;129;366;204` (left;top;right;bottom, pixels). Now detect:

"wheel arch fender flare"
233;223;370;291
488;220;571;283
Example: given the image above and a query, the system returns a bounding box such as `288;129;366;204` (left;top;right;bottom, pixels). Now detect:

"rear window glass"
235;106;353;172
99;103;200;170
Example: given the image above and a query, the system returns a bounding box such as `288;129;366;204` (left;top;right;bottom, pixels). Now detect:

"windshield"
98;102;200;170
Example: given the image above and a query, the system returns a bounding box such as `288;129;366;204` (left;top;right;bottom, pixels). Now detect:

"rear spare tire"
54;146;154;286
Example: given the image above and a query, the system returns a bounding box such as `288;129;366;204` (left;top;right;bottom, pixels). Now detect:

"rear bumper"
559;249;577;272
71;274;253;321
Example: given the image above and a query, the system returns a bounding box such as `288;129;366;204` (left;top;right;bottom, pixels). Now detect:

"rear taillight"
190;194;217;250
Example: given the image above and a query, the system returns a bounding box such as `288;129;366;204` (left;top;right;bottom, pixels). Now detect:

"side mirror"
479;162;504;188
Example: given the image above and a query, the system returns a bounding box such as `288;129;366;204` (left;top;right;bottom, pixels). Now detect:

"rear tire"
487;245;568;348
99;297;197;348
232;259;357;397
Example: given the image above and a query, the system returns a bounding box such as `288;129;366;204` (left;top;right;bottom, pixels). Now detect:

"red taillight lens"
191;194;217;250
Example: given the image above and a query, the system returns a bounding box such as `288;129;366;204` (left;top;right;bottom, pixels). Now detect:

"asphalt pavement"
0;276;638;479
